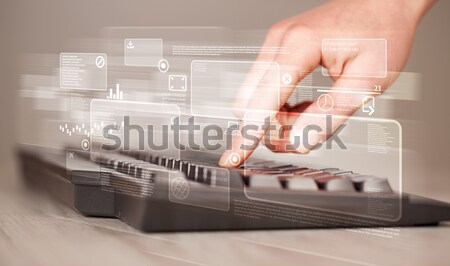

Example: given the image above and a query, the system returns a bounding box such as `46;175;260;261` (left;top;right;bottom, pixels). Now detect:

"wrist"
329;0;436;27
398;0;436;26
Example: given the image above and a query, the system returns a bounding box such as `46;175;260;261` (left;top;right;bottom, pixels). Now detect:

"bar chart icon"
106;83;124;100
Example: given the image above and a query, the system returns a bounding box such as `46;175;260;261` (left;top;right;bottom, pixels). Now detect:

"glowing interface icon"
106;83;124;100
362;96;375;116
126;41;135;49
170;176;190;200
158;59;169;73
226;153;241;166
95;56;106;69
124;38;163;67
282;73;292;85
169;75;187;91
317;94;334;112
81;139;90;151
60;53;107;90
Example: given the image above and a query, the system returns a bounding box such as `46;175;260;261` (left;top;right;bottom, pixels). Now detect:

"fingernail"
218;152;231;167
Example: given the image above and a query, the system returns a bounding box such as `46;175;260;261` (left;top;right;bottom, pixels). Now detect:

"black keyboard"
18;144;450;232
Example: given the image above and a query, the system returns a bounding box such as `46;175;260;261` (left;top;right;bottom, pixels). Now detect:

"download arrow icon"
127;40;134;49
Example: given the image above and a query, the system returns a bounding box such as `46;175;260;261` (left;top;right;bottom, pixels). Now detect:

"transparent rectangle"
169;167;230;211
66;149;100;173
243;111;402;222
322;39;387;78
60;53;107;90
191;60;279;119
124;38;163;66
90;99;180;159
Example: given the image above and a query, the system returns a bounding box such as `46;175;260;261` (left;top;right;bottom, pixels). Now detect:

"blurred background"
0;0;449;201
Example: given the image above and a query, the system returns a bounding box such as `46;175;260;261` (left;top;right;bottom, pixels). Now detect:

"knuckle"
267;22;288;39
283;24;315;44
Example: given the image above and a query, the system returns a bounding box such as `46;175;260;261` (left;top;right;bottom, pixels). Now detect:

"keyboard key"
286;176;318;191
362;178;392;193
241;166;268;171
320;167;339;172
124;162;132;175
323;178;355;192
188;164;197;180
167;158;175;169
343;174;392;193
324;169;353;175
292;169;317;175
344;174;371;191
252;169;285;175
241;160;275;168
204;169;212;185
161;157;168;167
249;174;282;189
277;166;308;173
245;158;270;165
306;172;330;179
136;152;146;161
135;167;143;179
197;167;205;183
313;175;337;189
144;154;153;163
174;159;181;170
302;170;325;176
263;162;294;169
180;162;189;178
151;156;160;165
130;164;137;176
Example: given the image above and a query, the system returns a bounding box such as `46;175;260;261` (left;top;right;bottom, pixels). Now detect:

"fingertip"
294;149;311;155
218;150;242;168
218;152;231;167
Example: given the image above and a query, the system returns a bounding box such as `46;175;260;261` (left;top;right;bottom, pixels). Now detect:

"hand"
219;0;435;167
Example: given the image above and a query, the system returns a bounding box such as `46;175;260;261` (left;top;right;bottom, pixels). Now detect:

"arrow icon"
127;40;134;49
362;96;375;116
367;105;375;116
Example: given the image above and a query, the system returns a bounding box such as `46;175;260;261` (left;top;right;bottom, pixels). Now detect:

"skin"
219;0;436;167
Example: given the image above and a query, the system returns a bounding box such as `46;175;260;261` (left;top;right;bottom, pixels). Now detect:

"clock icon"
317;94;334;112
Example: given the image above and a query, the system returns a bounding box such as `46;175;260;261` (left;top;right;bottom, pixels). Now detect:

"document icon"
124;38;163;67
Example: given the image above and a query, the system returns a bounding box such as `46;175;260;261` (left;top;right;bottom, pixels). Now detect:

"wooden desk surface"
1;164;449;266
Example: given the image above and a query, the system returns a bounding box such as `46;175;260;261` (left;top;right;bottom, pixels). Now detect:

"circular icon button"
317;94;334;112
81;139;90;151
158;59;169;73
95;56;106;69
227;153;241;166
282;73;292;85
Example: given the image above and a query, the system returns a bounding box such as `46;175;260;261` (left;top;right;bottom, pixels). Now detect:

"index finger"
219;45;321;167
